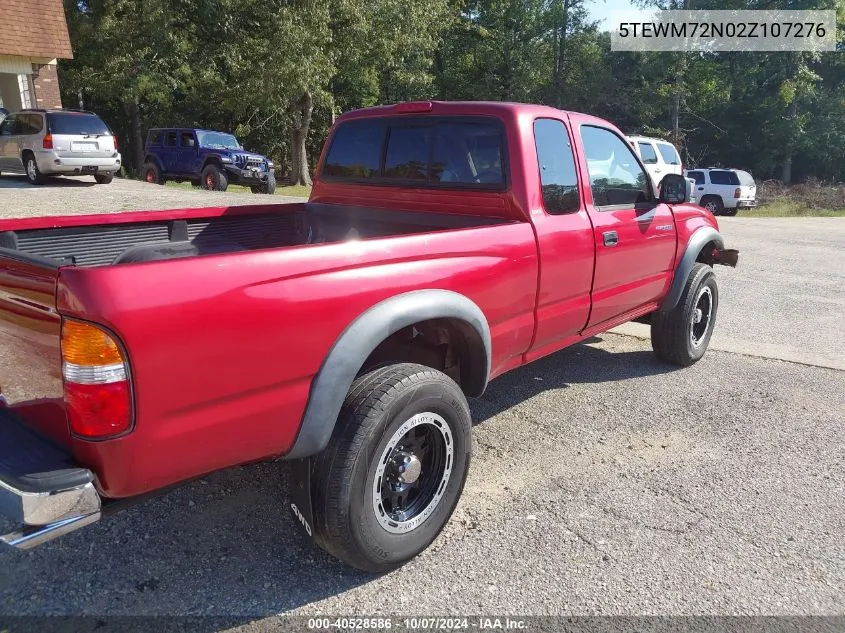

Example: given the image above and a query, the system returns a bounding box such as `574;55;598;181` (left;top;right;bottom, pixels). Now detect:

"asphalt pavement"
0;209;842;624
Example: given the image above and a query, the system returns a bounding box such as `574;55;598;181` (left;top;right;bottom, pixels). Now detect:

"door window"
637;142;658;164
687;170;705;185
180;132;196;148
581;126;651;207
534;118;580;214
164;132;177;147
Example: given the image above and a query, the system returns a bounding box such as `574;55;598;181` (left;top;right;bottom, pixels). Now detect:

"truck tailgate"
0;252;69;448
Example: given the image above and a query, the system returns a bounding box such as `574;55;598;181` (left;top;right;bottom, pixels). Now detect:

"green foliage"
60;0;845;183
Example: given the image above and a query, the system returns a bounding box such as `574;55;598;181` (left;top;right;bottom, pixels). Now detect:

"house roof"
0;0;73;60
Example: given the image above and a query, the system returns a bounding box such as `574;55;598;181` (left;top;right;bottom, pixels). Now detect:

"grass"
739;199;845;218
165;180;311;198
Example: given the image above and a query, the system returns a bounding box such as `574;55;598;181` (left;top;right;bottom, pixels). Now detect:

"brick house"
0;0;72;112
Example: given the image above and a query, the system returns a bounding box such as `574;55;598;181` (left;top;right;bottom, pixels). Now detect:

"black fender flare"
285;289;492;459
143;154;163;170
659;226;724;312
202;155;227;170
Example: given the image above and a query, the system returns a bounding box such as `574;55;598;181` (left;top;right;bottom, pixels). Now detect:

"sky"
588;0;640;31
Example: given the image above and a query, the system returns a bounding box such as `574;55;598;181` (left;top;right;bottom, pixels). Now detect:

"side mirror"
659;174;691;204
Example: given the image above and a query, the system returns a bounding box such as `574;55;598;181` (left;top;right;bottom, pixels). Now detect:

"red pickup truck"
0;101;737;572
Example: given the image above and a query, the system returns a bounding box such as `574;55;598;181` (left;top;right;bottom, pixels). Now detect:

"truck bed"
0;203;508;268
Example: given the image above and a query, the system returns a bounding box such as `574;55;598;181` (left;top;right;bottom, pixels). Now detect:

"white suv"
0;109;121;185
685;168;757;216
627;136;683;190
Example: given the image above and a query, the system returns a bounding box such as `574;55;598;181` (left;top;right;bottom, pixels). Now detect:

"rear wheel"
142;162;163;185
201;164;228;191
311;363;472;572
651;262;719;367
700;195;724;216
94;172;114;185
24;154;46;185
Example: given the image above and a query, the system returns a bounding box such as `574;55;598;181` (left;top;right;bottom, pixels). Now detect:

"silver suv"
0;109;121;185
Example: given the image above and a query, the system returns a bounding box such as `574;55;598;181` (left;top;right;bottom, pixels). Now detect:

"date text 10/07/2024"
307;618;529;630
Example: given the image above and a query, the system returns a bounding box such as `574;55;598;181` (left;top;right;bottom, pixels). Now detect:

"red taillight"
734;187;741;198
42;133;53;149
113;134;118;149
61;319;132;439
65;381;132;438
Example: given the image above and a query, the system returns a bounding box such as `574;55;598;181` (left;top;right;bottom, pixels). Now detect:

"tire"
200;164;228;191
723;207;738;217
651;262;719;367
251;173;276;195
94;172;114;184
311;363;472;573
142;162;163;185
23;154;46;185
700;195;724;216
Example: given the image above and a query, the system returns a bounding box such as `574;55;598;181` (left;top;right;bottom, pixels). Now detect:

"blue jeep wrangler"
142;128;276;194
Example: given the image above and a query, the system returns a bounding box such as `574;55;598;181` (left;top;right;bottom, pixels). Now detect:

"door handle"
697;186;704;190
603;231;619;247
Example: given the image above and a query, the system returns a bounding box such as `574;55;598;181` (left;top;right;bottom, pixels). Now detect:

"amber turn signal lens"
61;319;124;367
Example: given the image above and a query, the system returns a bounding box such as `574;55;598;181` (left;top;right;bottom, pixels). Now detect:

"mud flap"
714;248;739;267
288;458;315;541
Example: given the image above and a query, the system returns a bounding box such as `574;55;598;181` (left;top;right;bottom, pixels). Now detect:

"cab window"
534;118;580;214
581;125;650;207
180;132;196;148
164;131;177;147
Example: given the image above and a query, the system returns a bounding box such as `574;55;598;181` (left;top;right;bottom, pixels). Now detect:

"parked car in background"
627;135;683;190
0;107;8;122
685;168;757;216
0;109;120;185
142;128;276;194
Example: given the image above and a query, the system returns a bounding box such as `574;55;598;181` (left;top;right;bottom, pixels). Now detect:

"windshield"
736;170;755;185
47;112;110;136
197;131;241;150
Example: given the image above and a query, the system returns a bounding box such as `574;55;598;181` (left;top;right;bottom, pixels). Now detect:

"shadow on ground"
0;337;673;627
0;175;96;188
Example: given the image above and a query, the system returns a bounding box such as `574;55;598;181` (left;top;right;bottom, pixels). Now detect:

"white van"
627;136;683;190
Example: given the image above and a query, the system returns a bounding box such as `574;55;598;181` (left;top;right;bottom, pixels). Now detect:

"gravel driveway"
0;181;842;626
0;174;305;216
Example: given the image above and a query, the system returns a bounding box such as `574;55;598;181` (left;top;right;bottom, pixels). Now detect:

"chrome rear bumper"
0;410;101;549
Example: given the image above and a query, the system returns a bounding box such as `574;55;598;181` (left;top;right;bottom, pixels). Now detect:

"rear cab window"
321;117;506;189
164;131;177;147
47;112;110;136
657;143;681;166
